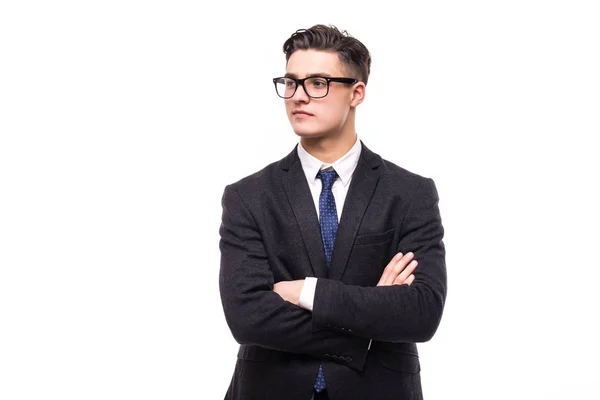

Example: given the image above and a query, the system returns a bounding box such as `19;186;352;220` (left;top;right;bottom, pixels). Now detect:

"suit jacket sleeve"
218;184;370;370
312;177;447;343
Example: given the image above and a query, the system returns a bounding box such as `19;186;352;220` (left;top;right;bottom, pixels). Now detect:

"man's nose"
291;83;310;102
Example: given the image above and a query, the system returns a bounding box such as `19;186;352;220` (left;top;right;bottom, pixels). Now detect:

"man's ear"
350;82;366;107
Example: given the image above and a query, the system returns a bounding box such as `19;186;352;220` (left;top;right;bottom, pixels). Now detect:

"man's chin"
292;127;325;138
296;131;325;139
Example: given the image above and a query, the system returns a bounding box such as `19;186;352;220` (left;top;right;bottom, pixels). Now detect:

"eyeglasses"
272;76;358;99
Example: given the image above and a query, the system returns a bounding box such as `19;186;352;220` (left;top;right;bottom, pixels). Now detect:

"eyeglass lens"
275;77;328;98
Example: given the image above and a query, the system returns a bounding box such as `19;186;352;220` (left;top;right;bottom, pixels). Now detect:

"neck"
300;117;358;164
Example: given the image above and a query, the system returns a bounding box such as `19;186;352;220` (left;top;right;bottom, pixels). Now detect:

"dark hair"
282;24;372;85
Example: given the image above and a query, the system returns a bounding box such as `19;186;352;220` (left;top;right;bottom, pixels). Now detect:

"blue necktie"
313;168;338;394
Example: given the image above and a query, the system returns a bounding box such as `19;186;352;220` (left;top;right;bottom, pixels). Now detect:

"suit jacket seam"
228;184;261;236
397;177;429;239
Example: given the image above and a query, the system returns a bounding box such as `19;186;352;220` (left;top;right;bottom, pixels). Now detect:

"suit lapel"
329;156;381;280
281;148;329;278
280;140;382;280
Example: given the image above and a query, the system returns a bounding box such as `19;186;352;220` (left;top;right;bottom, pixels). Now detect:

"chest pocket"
344;228;396;285
353;228;395;246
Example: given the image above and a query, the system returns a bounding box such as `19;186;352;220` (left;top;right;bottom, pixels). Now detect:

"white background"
1;1;599;399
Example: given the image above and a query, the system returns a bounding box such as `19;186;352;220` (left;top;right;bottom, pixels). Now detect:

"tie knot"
317;169;338;190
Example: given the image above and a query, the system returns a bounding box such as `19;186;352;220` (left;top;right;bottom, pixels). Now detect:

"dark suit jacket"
219;140;447;400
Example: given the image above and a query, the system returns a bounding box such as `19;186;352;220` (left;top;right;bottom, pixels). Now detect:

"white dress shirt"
297;135;362;311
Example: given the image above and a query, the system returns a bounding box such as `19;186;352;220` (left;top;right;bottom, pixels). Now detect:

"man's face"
284;49;359;139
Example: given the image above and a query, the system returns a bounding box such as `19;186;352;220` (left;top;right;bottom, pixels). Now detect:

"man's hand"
377;252;418;286
273;280;305;306
273;252;416;303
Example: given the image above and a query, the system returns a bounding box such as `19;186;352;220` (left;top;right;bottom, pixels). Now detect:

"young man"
219;24;447;400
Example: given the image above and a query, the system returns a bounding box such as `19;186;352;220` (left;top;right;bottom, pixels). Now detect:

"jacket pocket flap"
375;350;421;374
354;228;395;245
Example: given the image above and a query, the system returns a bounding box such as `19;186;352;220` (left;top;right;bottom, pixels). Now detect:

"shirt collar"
297;135;362;187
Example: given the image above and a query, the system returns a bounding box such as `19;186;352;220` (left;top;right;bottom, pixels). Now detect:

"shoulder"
221;143;298;196
358;140;435;193
363;143;440;205
378;154;437;195
220;156;285;205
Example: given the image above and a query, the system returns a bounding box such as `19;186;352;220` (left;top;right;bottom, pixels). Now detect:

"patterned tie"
313;168;338;393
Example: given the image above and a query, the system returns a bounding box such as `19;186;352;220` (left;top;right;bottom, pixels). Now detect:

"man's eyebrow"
284;72;333;78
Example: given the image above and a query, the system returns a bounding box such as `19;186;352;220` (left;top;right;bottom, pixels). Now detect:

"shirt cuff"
298;277;317;311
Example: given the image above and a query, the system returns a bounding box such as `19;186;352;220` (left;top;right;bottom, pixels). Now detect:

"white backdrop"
1;1;599;399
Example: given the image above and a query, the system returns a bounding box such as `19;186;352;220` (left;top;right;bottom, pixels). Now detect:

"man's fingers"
392;260;418;285
394;273;415;286
378;252;416;286
379;252;408;286
377;252;403;286
382;252;415;286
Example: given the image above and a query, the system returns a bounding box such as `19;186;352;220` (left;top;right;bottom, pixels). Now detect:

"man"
219;24;447;400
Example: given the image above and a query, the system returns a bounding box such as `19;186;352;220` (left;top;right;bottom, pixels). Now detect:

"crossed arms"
218;177;446;370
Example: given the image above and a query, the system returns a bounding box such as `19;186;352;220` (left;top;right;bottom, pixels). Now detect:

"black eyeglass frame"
272;76;359;99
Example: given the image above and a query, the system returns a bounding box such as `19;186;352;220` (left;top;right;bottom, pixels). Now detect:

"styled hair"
282;24;372;85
